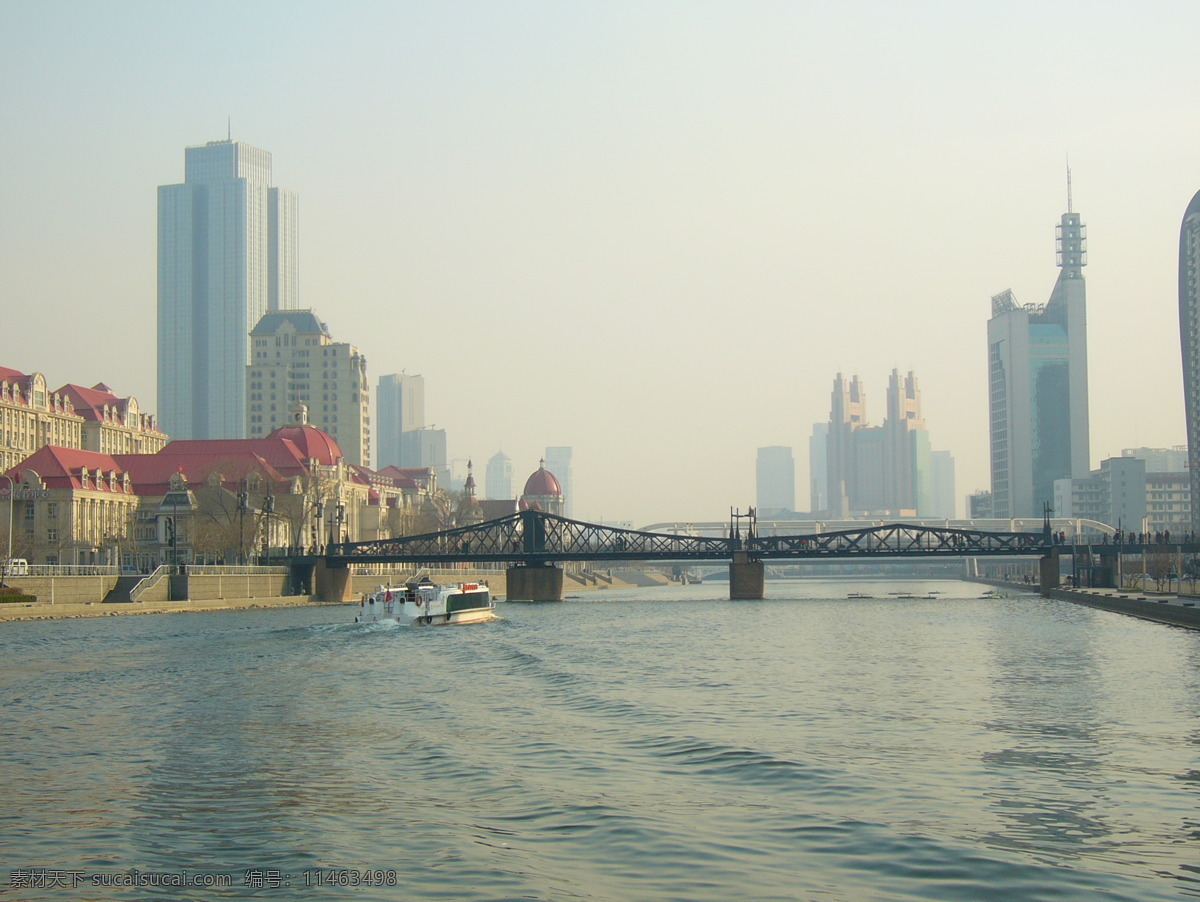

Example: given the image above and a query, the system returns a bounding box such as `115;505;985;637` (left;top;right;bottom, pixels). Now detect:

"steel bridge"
328;509;1047;565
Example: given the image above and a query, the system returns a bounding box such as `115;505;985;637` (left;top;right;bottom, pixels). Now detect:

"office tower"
826;371;942;517
158;139;298;441
377;373;426;468
486;451;513;501
884;369;931;514
987;188;1089;518
544;446;573;517
245;310;369;465
1180;189;1200;530
827;374;868;516
808;423;829;512
755;446;795;515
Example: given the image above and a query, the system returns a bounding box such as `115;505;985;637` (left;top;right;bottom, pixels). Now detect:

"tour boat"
354;576;495;626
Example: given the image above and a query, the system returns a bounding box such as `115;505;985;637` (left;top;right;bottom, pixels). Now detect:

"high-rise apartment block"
246;310;369;466
376;373;426;468
158;139;298;441
755;446;796;515
1179;189;1200;530
987;194;1089;518
824;370;947;517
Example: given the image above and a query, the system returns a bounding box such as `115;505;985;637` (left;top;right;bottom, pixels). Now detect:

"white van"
3;559;29;576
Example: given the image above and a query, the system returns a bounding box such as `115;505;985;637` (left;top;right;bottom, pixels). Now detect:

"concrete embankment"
1042;586;1200;631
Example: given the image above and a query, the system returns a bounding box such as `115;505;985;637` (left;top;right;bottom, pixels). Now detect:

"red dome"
523;464;561;497
268;424;344;465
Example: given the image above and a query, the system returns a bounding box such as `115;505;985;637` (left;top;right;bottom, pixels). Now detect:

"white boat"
355;576;495;626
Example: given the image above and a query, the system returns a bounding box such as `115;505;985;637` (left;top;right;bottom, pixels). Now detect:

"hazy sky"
1;1;1196;526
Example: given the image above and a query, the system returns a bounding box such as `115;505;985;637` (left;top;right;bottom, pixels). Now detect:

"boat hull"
354;580;494;627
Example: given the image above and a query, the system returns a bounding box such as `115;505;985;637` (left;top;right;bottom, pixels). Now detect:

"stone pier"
507;565;564;602
729;552;765;600
1039;549;1061;593
316;560;354;603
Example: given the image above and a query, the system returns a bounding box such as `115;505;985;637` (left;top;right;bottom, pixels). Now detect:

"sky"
1;1;1196;527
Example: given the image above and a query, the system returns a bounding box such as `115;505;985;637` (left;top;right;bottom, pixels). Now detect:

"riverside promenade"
1042;585;1200;631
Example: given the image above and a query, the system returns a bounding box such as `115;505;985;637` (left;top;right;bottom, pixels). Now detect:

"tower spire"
1066;154;1073;214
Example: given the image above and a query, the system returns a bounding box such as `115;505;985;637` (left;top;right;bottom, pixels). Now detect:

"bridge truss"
328;510;1046;566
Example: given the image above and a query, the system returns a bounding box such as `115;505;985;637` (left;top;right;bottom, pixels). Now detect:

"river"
2;579;1199;900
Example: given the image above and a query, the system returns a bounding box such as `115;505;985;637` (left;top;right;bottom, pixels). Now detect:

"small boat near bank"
355;576;495;626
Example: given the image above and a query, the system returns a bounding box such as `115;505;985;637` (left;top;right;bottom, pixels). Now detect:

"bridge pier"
507;564;564;602
729;552;765;600
1039;549;1061;594
316;560;354;603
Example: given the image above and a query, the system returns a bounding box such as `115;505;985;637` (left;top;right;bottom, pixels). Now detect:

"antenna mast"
1066;155;1073;214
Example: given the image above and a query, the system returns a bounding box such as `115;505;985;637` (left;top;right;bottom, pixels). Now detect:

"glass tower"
1178;189;1200;530
987;201;1090;518
158;139;298;440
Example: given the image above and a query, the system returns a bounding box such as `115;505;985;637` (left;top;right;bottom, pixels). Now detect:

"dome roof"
268;424;344;466
522;462;561;497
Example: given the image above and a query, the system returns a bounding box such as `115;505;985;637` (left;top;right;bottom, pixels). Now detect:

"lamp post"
1;472;12;587
263;494;275;566
314;500;324;554
335;501;346;548
237;488;249;564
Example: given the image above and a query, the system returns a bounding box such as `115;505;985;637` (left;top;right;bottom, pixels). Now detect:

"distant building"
544;447;574;517
245;310;370;466
988;190;1090;518
1054;457;1145;531
755;446;795;515
376;373;425;468
967;489;994;519
930;450;957;519
485;451;513;501
1121;445;1188;473
808;423;829;512
57;382;167;456
401;426;447;485
824;369;940;517
158;138;298;440
1180;188;1200;531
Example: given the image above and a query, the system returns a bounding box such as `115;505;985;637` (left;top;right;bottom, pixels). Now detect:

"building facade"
755;446;796;515
0;367;83;473
158;139;298;441
376;373;425;468
1179;189;1200;530
988;200;1090;518
246;311;370;466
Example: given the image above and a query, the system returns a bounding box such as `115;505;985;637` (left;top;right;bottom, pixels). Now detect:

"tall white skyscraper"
376;373;425;467
1179;189;1200;530
544;446;573;517
158;139;298;440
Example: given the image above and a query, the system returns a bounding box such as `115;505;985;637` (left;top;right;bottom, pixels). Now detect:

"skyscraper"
987;190;1090;518
158;139;298;441
376;373;426;468
1179;189;1200;530
755;446;795;515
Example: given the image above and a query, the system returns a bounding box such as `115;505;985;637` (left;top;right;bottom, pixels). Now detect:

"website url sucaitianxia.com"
7;867;399;890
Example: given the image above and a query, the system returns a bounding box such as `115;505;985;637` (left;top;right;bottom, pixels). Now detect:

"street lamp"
237;488;249;564
263;494;275;565
314;500;324;553
335;502;345;547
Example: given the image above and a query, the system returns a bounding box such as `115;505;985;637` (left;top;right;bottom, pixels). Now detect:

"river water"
2;579;1200;901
